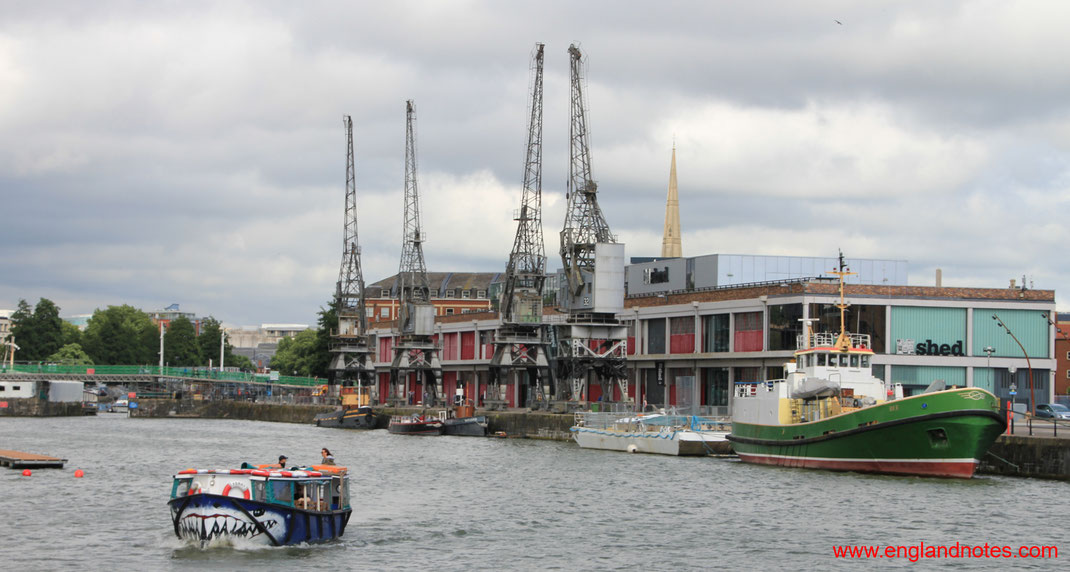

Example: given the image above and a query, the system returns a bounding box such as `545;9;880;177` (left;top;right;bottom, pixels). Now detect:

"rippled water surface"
1;415;1065;570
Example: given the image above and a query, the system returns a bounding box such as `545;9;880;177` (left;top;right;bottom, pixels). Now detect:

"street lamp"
159;324;167;373
992;314;1034;416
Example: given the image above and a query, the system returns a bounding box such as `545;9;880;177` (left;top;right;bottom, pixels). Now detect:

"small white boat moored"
571;411;731;456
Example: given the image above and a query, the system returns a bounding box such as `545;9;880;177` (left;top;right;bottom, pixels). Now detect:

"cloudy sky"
2;0;1068;327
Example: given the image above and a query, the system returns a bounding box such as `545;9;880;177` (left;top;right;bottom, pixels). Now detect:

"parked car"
1034;403;1070;420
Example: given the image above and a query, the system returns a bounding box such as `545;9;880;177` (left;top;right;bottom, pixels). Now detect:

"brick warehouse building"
1055;313;1070;397
365;272;498;325
362;277;1057;414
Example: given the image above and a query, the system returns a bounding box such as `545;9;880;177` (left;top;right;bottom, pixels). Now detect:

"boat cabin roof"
796;345;874;356
174;468;341;481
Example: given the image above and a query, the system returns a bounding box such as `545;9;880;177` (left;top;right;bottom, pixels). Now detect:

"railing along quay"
0;364;323;388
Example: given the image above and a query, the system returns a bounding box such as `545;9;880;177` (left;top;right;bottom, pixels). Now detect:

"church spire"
660;144;682;258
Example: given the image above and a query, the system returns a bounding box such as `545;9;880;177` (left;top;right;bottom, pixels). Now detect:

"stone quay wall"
977;435;1070;480
0;398;87;417
131;400;576;440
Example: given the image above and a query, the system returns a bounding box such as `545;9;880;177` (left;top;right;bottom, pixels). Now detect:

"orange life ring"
221;481;251;499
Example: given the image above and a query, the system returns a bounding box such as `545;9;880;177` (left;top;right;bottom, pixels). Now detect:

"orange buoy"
22;469;31;476
74;469;84;478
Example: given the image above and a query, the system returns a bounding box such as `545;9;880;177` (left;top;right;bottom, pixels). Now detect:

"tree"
10;298;65;362
163;316;201;367
312;301;337;379
46;343;94;366
60;320;81;347
197;316;242;368
8;299;32;360
269;329;320;377
227;353;254;371
83;305;158;365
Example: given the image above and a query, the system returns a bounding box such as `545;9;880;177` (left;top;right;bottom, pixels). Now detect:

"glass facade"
703;367;729;406
810;303;887;353
890;306;967;357
972;309;1050;359
734;311;763;352
769;303;803;351
646;318;666;354
889;365;966;394
702;314;729;352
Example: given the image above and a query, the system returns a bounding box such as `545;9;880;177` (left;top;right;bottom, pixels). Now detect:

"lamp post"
159;324;167;373
992;314;1034;416
220;328;226;372
983;345;994;384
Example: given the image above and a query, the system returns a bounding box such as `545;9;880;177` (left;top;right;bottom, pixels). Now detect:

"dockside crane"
556;44;628;408
329;116;376;397
488;43;555;410
389;100;443;406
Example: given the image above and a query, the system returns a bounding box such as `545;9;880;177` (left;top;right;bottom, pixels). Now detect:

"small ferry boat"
727;258;1006;478
440;401;488;437
168;466;352;546
314;387;377;430
571;411;731;456
388;414;444;435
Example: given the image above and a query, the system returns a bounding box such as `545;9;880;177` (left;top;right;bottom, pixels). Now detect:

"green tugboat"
727;257;1006;478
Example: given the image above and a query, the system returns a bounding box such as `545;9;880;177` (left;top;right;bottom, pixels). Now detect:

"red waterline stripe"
737;453;977;478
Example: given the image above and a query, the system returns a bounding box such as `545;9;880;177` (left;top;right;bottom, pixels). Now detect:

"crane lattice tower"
555;44;628;407
329;115;376;391
488;43;555;409
389;100;443;406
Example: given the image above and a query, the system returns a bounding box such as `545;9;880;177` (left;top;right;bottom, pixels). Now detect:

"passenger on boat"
278;455;288;468
321;448;335;465
294;483;310;509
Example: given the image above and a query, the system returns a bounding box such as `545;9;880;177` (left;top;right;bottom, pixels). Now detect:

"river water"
0;414;1064;570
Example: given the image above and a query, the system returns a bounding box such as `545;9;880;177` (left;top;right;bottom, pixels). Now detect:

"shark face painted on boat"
176;503;284;545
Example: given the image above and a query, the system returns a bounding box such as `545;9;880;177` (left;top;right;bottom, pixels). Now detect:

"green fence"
0;364;322;388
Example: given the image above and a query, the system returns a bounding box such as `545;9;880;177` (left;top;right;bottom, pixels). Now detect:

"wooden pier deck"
0;449;67;469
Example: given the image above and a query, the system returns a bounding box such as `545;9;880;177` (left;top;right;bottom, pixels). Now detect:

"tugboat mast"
827;250;856;351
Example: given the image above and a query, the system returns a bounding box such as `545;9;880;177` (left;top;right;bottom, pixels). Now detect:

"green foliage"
197;316;244;368
10;298;66;362
269;329;320;377
227;353;254;371
46;343;94;365
270;299;335;378
163;316;201;366
83;305;158;365
312;302;338;379
60;320;81;347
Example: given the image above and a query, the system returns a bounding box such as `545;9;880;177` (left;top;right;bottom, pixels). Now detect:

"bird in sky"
834;19;843;25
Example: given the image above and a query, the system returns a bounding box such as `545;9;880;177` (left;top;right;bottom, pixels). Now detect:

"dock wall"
977;435;1070;480
131;399;336;424
0;399;87;417
130;400;577;440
